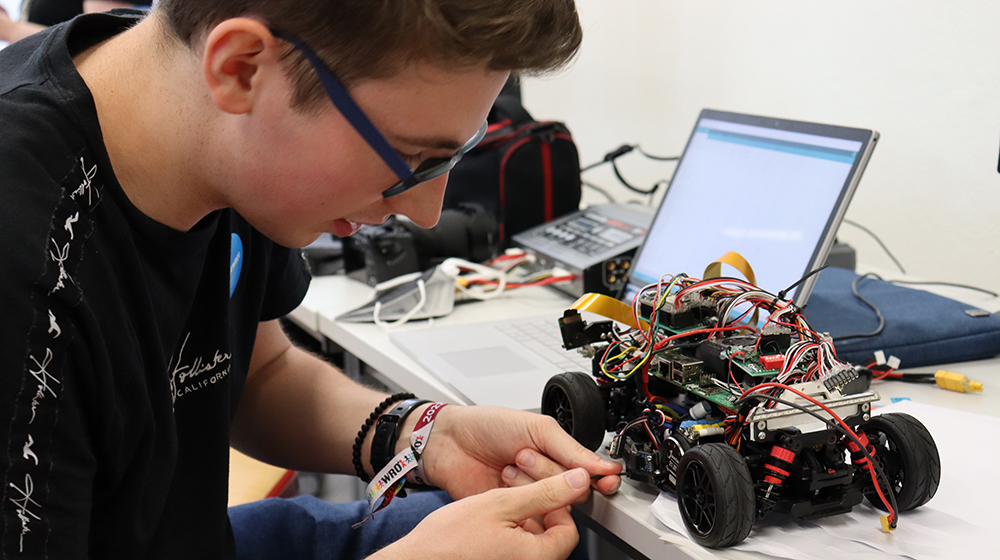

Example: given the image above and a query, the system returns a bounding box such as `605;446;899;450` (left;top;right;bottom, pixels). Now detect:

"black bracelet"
353;392;415;482
369;398;431;475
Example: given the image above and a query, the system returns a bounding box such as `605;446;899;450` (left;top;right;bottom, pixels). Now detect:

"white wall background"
522;0;1000;294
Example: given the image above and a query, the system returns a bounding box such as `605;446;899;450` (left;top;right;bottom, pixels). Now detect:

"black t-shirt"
26;0;84;27
0;12;311;559
26;0;152;27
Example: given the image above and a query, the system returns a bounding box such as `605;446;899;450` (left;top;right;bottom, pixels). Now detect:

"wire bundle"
441;250;573;301
599;272;899;528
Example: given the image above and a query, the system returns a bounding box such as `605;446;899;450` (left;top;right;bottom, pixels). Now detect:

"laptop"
389;109;879;411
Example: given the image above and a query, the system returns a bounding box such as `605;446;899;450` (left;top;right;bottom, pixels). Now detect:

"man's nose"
388;173;450;229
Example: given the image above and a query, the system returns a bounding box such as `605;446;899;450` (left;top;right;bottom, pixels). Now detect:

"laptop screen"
623;109;878;305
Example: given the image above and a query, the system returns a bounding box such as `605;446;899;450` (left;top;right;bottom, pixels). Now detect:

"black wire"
636;146;679;161
833;273;886;342
893;375;937;384
838;219;995;299
778;266;828;302
886;279;999;298
736;392;898;526
580;144;677;198
864;367;936;384
841;220;906;274
580;144;637;173
610;160;664;196
835;273;998;343
582;180;616;203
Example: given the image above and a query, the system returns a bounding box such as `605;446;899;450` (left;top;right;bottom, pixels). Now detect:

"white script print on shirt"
5;154;103;554
167;332;232;404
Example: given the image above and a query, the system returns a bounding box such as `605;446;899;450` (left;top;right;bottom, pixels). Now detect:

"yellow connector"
880;515;896;533
935;370;983;393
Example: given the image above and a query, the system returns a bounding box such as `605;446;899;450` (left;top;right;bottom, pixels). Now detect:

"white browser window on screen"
626;113;870;304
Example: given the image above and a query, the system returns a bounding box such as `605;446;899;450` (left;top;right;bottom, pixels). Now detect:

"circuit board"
728;352;781;378
659;374;742;410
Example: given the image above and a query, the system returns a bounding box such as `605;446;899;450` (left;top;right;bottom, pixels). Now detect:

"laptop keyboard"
496;317;593;373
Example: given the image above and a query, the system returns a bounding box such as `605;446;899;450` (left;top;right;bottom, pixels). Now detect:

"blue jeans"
229;491;451;560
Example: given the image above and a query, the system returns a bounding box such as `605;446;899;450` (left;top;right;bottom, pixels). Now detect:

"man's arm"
233;320;625;559
0;6;46;44
230;319;389;474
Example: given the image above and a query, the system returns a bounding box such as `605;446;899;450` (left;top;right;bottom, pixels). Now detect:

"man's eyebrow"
390;134;465;152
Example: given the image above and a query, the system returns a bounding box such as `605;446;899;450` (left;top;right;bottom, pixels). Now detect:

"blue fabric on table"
804;267;1000;368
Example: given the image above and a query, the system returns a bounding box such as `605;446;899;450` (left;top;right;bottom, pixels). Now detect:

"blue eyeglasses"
270;29;488;198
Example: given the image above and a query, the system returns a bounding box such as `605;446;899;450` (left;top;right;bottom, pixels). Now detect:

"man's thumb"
499;468;590;521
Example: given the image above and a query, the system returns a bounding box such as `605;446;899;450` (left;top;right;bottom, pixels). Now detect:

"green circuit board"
661;375;742;409
729;352;781;378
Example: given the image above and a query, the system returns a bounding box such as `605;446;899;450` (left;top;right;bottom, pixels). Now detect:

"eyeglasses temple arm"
270;29;413;181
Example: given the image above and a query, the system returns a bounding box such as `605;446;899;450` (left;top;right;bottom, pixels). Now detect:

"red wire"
729;351;745;387
651;325;751;351
641;364;667;404
675;278;756;301
740;381;896;523
600;342;623;373
642;421;660;450
484;253;523;266
632;289;650;343
873;369;897;380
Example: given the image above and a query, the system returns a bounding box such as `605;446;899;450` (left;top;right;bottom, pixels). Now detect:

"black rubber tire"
862;412;941;511
541;372;606;451
675;443;755;548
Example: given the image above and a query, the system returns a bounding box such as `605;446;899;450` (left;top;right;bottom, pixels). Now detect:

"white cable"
440;257;508;300
373;278;427;329
370;271;423;297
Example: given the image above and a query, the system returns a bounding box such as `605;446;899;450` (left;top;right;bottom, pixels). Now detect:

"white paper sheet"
650;400;994;559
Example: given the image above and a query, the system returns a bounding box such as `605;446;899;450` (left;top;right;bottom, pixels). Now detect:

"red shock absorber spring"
847;432;876;465
762;445;796;500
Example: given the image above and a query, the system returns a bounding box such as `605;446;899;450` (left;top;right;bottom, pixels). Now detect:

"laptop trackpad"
441;346;537;377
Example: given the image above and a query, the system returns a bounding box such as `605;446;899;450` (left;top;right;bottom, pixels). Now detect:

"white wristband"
359;403;448;524
407;402;447;485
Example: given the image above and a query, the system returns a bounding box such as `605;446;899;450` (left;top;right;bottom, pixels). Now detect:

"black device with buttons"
511;204;654;297
370;398;430;475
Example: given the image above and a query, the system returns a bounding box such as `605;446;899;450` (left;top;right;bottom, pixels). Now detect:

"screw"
862;403;870;412
757;421;766;430
862;413;870;421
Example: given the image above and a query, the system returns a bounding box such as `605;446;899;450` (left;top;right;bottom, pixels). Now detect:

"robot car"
540;274;940;548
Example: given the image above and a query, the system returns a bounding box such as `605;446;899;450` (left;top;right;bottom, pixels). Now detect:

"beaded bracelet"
352;392;415;482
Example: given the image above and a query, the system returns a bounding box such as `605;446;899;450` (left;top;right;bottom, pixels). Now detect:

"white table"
288;273;1000;560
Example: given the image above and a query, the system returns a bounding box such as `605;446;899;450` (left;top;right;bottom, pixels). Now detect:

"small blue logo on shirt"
230;233;243;297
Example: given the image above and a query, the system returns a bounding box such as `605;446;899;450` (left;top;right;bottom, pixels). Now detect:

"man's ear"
202;18;282;115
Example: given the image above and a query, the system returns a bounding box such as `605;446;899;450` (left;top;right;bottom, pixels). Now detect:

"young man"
0;1;622;559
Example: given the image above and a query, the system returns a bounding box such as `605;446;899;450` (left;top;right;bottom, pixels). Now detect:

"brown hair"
155;0;582;110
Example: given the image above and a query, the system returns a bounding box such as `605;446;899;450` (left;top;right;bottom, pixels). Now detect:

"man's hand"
416;405;622;502
371;469;591;560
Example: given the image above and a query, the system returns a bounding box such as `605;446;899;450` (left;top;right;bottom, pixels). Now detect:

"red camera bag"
443;95;581;244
